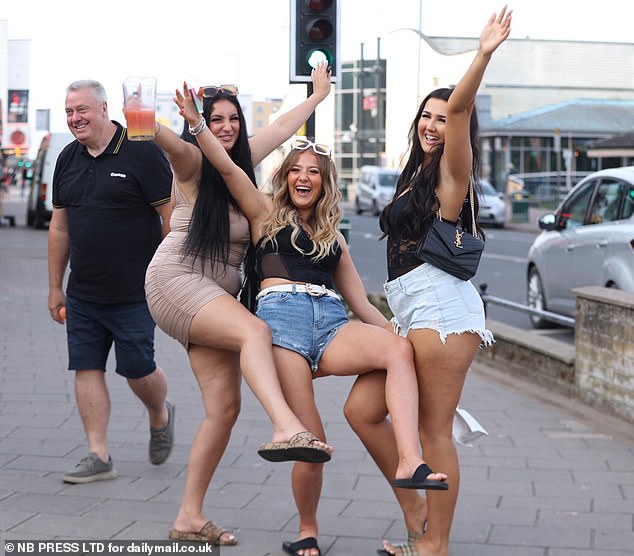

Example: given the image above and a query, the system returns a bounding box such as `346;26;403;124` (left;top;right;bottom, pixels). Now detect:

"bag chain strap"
469;174;480;239
436;174;480;239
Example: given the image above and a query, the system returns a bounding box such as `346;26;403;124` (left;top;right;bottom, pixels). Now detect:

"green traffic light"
307;49;331;69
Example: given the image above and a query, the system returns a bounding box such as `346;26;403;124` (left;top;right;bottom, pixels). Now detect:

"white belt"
256;283;340;300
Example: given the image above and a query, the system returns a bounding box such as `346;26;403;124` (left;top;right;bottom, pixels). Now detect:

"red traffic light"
306;18;333;41
307;0;333;10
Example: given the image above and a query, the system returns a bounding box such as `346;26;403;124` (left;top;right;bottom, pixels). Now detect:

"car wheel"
527;267;554;329
372;200;380;216
355;196;363;215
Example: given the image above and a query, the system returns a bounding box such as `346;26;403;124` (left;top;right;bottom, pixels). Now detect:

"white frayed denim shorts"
384;263;493;346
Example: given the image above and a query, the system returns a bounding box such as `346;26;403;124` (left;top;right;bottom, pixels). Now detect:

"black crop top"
255;226;342;289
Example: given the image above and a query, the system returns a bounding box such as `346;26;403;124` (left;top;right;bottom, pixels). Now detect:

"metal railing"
478;284;576;328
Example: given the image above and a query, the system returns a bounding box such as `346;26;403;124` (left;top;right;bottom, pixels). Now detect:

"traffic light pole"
306;82;315;141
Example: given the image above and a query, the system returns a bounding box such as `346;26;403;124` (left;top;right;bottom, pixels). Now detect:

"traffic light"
290;0;340;83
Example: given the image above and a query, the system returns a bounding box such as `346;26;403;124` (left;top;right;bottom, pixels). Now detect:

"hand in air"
479;5;512;55
311;61;332;101
174;82;201;127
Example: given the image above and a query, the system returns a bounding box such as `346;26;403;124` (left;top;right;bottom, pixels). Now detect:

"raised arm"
151;113;201;187
439;6;512;209
249;62;331;166
176;82;272;238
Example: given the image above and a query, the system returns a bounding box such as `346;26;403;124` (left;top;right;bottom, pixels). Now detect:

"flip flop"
376;530;423;556
391;463;448;490
168;520;237;545
258;431;331;463
283;536;321;555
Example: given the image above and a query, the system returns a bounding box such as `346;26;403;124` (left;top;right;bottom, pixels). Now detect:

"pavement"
1;187;633;555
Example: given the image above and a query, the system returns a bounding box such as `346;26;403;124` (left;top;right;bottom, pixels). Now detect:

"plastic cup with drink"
123;77;157;141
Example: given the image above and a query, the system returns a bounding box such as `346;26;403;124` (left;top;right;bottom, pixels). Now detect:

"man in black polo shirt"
48;79;175;483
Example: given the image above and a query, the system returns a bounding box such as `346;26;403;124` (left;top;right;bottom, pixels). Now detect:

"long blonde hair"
262;148;342;260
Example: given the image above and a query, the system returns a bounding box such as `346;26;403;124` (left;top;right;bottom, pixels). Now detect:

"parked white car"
478;179;506;228
526;166;634;328
26;132;74;228
355;166;399;216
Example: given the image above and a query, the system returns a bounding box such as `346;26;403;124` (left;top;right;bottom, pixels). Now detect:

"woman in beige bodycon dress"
146;182;249;346
144;65;334;545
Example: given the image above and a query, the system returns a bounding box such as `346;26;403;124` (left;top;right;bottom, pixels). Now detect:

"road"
1;189;572;342
343;210;575;343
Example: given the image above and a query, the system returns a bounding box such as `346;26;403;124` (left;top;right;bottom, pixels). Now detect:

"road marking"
482;252;527;264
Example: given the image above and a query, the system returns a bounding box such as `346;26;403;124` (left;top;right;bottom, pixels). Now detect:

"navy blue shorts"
65;296;157;379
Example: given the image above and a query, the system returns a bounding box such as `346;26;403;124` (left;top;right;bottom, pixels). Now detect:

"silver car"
478;179;506;228
355;166;399;216
526;166;634;328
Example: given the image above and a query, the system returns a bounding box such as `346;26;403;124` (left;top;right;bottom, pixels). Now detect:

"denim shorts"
255;291;349;371
65;296;157;378
384;263;493;346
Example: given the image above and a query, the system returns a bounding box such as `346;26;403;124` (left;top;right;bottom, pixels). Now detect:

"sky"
1;0;633;133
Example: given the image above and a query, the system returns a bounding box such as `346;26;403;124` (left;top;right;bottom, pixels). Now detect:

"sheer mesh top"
382;192;423;280
256;226;342;289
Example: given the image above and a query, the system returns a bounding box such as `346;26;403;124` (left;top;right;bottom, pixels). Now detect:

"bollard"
511;200;529;223
339;218;351;245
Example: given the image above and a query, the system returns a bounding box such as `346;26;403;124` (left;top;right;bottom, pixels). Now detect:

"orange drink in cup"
123;77;157;141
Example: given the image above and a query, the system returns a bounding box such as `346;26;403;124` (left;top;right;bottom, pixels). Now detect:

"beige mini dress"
145;180;250;347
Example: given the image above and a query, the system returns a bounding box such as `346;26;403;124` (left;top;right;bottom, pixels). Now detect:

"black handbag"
415;176;484;281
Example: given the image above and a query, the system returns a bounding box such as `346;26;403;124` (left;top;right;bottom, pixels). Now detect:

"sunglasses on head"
291;139;332;157
201;84;239;98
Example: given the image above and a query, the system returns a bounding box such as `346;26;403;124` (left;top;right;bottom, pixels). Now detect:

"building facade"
336;32;634;197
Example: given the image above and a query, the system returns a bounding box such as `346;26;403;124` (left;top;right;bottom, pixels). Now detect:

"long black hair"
180;92;257;281
380;87;484;242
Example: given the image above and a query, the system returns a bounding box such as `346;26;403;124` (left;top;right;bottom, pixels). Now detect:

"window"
588;179;624;224
559;181;595;229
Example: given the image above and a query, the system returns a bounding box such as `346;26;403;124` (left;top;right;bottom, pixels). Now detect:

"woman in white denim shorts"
344;7;511;556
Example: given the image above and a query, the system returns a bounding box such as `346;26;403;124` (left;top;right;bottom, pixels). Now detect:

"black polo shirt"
52;121;172;304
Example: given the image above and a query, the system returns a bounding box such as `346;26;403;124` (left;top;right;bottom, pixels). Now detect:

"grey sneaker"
149;400;175;465
62;453;118;484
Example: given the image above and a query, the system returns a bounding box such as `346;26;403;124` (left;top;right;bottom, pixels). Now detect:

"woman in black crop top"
345;8;510;556
202;133;448;555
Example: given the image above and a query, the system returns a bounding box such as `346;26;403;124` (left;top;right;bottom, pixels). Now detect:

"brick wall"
475;320;576;396
573;287;634;423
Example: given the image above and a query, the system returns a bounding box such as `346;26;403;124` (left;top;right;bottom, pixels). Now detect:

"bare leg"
171;345;240;545
276;347;324;556
189;296;331;451
344;371;427;546
127;366;169;429
320;321;445;483
75;370;110;462
411;330;480;556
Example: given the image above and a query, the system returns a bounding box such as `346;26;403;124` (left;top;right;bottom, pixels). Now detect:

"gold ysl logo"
454;229;464;248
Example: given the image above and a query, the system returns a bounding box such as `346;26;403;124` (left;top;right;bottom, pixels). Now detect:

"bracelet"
188;116;206;136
